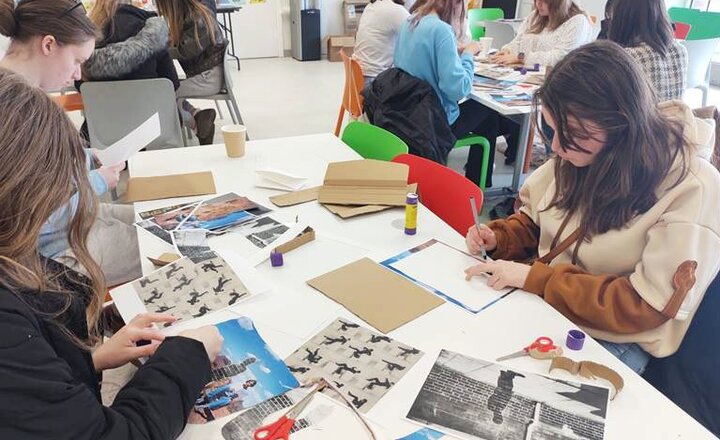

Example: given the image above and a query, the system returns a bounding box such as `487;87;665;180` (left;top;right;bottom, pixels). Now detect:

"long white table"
129;133;714;440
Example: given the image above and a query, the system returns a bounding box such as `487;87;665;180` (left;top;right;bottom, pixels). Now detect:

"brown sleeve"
523;262;669;334
487;212;540;262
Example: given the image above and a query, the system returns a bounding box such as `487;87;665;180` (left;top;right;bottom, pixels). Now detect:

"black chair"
643;271;720;436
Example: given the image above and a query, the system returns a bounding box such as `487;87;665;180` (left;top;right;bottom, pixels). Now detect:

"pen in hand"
469;196;487;260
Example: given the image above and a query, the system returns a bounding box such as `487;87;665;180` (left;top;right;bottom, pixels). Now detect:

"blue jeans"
598;340;651;374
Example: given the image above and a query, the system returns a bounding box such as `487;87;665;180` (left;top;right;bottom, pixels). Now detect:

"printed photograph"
407;350;609;440
137;201;200;220
241;216;290;249
189;317;300;424
172;229;216;263
135;218;173;245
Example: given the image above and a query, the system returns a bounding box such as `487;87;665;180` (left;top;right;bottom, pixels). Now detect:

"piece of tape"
549;357;625;400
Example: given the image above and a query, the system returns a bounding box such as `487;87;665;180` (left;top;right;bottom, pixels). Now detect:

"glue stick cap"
566;329;586;351
406;193;418;204
270;250;284;267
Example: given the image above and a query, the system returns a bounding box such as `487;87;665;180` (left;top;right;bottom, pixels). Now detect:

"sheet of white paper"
214;248;273;296
96;112;161;166
384;240;509;313
255;168;308;191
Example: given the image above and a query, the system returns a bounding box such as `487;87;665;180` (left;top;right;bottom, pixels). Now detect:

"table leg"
226;12;241;70
483;112;532;198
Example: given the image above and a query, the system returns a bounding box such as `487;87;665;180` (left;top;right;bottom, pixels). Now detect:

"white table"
128;133;714;440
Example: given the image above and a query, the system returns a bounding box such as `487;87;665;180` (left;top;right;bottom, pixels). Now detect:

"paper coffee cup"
222;125;246;158
478;37;493;57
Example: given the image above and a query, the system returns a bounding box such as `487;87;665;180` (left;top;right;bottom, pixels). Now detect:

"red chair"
392;153;483;236
673;22;692;40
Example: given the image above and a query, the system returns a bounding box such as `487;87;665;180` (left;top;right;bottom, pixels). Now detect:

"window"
688;0;720;12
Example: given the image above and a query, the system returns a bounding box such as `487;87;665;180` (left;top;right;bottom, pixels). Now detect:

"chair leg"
227;101;237;124
700;85;709;107
215;100;224;120
334;107;345;137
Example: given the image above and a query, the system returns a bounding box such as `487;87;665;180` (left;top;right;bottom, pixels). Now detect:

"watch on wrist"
517;52;526;63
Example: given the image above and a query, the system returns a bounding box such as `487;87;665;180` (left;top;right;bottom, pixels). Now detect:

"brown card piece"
125;171;216;202
318;160;409;206
268;186;321;207
307;257;444;334
273;227;315;254
323;183;418;219
147;252;181;267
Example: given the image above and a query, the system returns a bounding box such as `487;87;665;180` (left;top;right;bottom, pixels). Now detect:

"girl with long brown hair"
155;0;228;145
0;0;143;286
465;41;720;373
0;67;223;438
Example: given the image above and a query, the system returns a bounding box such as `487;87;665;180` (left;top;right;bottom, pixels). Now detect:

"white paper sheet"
255;168;308;191
95;112;161;166
383;240;509;313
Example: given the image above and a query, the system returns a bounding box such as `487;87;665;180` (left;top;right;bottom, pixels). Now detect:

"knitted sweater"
502;13;594;67
624;42;688;102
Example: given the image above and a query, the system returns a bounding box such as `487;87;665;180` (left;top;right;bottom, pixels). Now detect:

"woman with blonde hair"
155;0;228;144
0;67;223;438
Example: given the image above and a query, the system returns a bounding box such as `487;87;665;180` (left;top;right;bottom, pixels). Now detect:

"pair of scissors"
254;380;327;440
496;336;563;362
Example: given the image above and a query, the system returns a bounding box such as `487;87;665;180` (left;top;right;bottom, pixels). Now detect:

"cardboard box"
317;159;409;206
327;35;355;62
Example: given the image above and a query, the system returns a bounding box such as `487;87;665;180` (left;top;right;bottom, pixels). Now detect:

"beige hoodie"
488;101;720;357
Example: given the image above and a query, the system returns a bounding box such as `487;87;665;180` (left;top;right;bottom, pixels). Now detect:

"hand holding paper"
95;113;161;166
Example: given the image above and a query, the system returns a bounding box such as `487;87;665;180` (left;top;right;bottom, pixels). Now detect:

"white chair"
484;21;517;51
680;38;720;106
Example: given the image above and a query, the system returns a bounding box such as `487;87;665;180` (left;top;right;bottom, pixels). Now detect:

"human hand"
466;224;497;255
459;41;482;56
491;51;520;65
97;162;126;189
92;313;176;371
464;259;531;290
179;326;223;362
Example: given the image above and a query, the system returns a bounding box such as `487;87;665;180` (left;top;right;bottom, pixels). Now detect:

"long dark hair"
533;41;687;239
0;0;98;44
155;0;217;47
608;0;674;56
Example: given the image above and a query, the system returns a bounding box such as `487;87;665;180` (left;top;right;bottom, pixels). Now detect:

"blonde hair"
89;0;123;34
409;0;467;40
155;0;217;47
527;0;585;34
0;68;105;346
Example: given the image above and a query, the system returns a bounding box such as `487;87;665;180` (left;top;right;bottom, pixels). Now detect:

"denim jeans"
597;340;651;374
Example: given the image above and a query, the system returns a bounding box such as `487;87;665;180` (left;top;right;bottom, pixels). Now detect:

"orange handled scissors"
496;336;563;362
254;380;326;440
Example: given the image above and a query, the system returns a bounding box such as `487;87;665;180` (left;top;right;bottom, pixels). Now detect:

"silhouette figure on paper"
187;289;207;305
338;320;359;332
368;335;392;344
487;370;526;425
201;261;222;273
155;303;176;313
139;277;159;288
173;275;192;292
364;377;392;390
348;391;367;409
144;288;163;304
332;363;361;376
165;264;182;279
227;290;244;306
213;275;231;293
349;345;373;359
322;335;349;346
304;348;323;364
382;360;406;372
193;304;211;318
333;381;345;389
398;347;420;360
288;365;310;374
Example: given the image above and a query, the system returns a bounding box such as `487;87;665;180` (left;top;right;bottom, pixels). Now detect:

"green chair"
668;7;720;40
455;134;491;190
340;121;409;161
468;8;504;40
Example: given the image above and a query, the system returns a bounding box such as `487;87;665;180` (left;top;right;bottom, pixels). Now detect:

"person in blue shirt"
394;0;499;187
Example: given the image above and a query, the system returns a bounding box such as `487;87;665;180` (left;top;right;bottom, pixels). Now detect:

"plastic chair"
81;78;186;151
341;121;409;161
679;38;719;106
468;8;504;40
454;134;491;190
52;92;84;112
673;21;692;40
334;49;364;136
392;153;484;236
483;21;517;50
668;7;720;40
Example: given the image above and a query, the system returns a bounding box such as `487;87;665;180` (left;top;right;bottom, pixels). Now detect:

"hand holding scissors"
254;380;327;440
496;336;563;362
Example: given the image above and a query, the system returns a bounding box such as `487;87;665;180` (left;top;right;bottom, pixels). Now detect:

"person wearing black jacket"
0;68;223;440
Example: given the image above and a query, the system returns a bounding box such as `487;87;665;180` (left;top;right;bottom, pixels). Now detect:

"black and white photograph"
172;229;216;263
407;350;609;440
240;216;290;249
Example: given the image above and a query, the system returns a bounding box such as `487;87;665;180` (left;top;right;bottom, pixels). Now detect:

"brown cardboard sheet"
268;186;321;207
318;160;409;206
125;171;216;202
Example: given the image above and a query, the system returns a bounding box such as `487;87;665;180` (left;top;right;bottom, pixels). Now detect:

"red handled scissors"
496;336;563;362
254;380;326;440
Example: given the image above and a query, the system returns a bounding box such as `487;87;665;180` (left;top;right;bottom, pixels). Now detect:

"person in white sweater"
353;0;409;85
491;0;593;67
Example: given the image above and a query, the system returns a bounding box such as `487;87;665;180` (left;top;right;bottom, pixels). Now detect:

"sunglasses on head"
58;0;86;19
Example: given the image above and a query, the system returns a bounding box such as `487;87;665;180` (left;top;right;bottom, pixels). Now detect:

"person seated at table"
596;0;614;39
464;41;720;374
0;0;142;286
394;0;500;188
353;0;409;86
491;0;593;166
607;0;687;102
155;0;228;145
0;67;223;439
